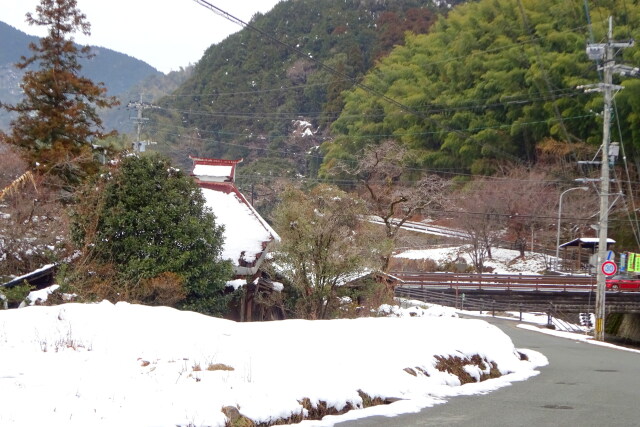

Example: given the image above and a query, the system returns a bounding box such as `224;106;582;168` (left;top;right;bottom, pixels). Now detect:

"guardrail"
395;285;592;329
391;271;596;292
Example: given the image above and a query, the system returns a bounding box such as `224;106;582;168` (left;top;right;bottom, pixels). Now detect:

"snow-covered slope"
0;301;546;426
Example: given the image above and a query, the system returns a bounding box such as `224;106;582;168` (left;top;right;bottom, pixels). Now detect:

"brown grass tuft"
221;390;396;426
435;354;501;384
208;363;235;372
404;367;417;376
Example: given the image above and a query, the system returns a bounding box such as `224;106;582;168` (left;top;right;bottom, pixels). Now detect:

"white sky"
2;0;282;73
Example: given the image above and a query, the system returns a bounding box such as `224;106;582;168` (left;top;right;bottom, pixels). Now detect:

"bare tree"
454;179;506;272
500;168;556;258
0;144;71;278
337;140;447;269
272;185;384;319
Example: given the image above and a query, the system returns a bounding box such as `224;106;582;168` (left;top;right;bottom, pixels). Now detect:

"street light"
555;187;589;271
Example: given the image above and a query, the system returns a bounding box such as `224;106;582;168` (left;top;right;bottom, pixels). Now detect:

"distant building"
190;157;283;321
190;156;280;278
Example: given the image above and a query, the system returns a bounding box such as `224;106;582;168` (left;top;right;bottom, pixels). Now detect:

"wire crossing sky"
1;0;281;73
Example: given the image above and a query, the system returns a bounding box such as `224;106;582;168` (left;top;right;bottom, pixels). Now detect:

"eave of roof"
559;237;616;248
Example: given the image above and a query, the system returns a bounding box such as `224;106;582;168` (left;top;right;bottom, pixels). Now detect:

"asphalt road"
336;316;640;427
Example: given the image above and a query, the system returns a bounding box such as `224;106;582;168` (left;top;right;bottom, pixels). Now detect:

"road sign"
601;260;618;276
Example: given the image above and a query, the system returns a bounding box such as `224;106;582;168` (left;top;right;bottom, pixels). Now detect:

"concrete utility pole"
127;94;158;152
581;17;637;341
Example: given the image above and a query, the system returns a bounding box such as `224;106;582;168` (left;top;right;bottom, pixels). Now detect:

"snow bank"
0;302;546;426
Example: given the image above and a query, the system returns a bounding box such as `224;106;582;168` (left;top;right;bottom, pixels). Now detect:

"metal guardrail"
395;286;590;331
396;286;559;313
391;271;596;292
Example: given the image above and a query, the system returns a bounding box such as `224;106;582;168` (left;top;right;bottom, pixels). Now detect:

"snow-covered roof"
193;157;279;277
559;237;616;248
189;156;242;183
193;164;233;179
1;264;57;289
203;186;279;266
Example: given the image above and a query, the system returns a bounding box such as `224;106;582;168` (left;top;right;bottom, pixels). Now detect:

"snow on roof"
193;164;233;179
226;278;248;291
1;263;56;288
189;156;242;183
559;237;616;248
202;187;279;268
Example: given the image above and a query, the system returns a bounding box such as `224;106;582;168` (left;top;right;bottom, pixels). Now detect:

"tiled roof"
191;157;279;277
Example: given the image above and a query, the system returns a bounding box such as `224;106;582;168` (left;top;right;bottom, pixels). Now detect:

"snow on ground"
395;246;549;274
394;298;640;357
0;301;546;427
395;297;589;332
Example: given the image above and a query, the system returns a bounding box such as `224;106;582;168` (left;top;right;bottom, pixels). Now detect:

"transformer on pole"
580;17;636;341
127;94;158;152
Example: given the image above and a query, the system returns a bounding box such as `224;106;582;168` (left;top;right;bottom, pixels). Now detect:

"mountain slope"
0;21;162;132
150;0;460;167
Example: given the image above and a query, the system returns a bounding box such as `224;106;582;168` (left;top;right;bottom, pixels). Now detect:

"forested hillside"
150;0;459;169
326;0;640;175
150;0;640;183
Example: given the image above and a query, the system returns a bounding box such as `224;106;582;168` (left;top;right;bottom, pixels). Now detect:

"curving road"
336;316;640;427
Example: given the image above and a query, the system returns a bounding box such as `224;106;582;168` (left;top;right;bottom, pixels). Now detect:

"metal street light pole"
555;187;589;271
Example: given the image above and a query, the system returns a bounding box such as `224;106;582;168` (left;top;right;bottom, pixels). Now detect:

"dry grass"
404;366;429;377
223;390;395;427
387;257;439;272
221;356;505;426
208;363;234;372
434;354;501;384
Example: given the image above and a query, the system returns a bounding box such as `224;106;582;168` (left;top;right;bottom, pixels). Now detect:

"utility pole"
127;94;158;152
581;17;637;341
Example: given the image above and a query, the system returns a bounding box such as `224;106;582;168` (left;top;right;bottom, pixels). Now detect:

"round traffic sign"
601;260;617;276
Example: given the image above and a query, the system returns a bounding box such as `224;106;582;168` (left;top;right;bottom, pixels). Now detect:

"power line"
155;87;587;121
190;0;529;163
148;110;598;143
149;124;640;187
164;80;352;98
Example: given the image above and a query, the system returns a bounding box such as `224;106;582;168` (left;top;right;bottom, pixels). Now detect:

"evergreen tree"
70;153;233;316
2;0;118;186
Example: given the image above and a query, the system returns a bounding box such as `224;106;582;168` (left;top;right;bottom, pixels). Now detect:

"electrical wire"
189;0;588;164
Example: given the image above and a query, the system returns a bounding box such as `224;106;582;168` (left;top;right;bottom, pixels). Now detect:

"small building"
340;271;403;314
1;264;57;309
558;237;616;272
190;156;280;278
1;264;57;290
190;156;282;321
